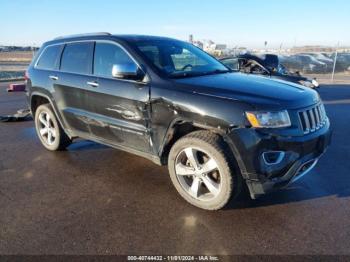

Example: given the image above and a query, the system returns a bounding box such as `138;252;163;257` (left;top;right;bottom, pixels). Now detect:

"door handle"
49;75;58;81
87;81;99;88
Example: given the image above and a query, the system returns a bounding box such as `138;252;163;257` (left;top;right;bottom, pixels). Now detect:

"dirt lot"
0;82;350;257
0;51;33;62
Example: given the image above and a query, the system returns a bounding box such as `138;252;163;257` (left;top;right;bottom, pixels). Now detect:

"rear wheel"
34;104;71;151
168;131;242;210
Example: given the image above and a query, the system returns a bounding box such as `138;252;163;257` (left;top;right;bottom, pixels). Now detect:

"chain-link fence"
217;49;350;84
279;53;347;74
276;52;350;83
1;47;350;83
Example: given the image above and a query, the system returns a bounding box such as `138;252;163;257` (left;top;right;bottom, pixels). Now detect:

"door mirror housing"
112;64;145;81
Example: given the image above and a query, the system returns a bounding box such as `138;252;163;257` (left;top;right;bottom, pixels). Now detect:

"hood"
174;73;319;110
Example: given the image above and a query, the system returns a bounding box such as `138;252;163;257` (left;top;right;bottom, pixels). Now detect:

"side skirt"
73;131;162;166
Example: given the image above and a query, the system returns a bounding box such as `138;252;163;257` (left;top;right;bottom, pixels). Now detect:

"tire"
34;103;71;151
168;130;242;210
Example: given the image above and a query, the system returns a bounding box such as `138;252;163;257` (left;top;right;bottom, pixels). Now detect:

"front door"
86;41;151;153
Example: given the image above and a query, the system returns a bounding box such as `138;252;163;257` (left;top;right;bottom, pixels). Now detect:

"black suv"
26;33;331;210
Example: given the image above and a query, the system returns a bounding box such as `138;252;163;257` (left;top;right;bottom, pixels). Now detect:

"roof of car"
114;34;177;41
49;33;179;44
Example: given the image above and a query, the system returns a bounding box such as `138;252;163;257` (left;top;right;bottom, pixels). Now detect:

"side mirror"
112;64;145;81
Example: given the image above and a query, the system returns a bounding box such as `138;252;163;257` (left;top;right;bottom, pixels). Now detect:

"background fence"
1;48;350;83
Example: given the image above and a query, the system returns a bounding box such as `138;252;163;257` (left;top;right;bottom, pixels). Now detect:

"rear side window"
36;45;62;70
93;42;136;78
60;42;94;74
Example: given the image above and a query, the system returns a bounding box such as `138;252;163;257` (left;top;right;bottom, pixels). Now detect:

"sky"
1;0;349;48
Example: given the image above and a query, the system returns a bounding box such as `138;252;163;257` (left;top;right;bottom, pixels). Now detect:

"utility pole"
331;42;340;82
279;43;283;55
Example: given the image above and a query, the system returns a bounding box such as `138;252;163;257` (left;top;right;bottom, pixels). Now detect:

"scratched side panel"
149;82;252;156
85;77;151;153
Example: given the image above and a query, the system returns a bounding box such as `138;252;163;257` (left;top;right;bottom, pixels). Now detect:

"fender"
30;91;73;138
158;117;248;176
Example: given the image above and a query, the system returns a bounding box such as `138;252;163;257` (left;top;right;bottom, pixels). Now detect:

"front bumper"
227;119;332;198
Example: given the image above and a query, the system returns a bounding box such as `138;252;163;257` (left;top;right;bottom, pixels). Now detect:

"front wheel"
168;131;242;210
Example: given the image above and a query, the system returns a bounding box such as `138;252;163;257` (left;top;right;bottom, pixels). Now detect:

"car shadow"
226;180;350;210
67;140;109;151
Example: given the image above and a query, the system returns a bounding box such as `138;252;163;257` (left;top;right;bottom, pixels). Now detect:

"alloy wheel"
38;111;56;145
175;147;221;201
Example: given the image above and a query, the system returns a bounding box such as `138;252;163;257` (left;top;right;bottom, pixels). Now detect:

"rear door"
52;41;95;135
31;44;63;109
87;41;151;153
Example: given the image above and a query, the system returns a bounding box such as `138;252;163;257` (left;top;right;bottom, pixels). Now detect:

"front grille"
298;103;327;134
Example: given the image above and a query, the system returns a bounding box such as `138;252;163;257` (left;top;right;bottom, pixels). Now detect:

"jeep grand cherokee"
26;33;331;210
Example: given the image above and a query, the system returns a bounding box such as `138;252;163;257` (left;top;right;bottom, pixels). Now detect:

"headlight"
245;110;291;128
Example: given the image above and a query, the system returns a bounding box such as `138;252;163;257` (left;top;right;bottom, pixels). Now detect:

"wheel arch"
159;120;247;177
30;92;71;138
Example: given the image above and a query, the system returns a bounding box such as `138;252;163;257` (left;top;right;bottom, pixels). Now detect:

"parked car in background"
287;54;327;74
26;33;331;210
302;53;334;66
221;54;320;89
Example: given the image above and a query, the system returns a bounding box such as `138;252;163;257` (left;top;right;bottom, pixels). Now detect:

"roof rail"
54;32;111;40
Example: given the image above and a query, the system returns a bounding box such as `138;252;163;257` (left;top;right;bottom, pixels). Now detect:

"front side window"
133;39;229;78
36;45;62;70
94;42;136;78
60;42;94;74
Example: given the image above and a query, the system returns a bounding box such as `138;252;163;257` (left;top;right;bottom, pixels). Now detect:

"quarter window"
93;42;136;78
221;58;239;71
60;42;94;74
36;45;62;70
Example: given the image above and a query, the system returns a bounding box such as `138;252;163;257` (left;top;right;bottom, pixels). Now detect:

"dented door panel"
86;77;151;153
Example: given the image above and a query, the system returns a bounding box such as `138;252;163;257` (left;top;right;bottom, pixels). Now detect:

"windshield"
133;39;230;78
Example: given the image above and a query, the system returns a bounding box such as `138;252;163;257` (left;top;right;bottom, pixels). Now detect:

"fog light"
262;151;285;165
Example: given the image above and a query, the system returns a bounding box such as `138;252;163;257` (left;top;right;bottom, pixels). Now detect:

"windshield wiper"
169;71;206;79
